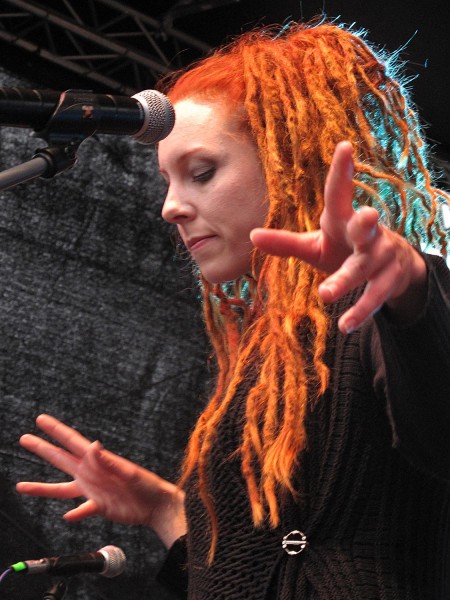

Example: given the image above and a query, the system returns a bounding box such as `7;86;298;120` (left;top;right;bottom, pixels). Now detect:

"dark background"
0;64;210;599
0;1;449;599
1;0;449;157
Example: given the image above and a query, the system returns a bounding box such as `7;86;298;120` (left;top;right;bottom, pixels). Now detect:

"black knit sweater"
158;255;450;599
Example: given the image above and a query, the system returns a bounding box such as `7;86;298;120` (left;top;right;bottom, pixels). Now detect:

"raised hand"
17;414;186;549
251;141;427;333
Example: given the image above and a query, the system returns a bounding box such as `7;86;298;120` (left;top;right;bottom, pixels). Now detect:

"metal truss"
0;0;213;94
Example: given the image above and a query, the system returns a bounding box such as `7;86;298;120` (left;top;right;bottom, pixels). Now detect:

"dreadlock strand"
240;427;265;525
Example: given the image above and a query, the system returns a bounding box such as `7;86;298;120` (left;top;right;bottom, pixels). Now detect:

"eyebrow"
159;145;211;177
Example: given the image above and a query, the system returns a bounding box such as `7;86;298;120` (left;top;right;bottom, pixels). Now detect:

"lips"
187;235;217;252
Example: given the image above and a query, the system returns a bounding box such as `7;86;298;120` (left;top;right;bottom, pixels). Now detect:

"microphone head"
97;545;126;578
132;89;175;144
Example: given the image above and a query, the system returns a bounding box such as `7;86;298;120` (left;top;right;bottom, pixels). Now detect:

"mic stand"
41;580;68;600
0;144;79;192
0;88;103;192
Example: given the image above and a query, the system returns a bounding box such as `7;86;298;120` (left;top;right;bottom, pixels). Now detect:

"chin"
200;267;248;284
197;254;252;284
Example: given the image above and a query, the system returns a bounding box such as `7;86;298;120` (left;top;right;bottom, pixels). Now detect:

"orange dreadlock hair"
159;20;450;562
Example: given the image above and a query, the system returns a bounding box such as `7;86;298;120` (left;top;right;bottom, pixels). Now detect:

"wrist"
386;250;427;322
150;482;187;549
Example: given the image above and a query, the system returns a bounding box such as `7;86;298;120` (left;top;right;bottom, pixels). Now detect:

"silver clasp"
282;530;307;555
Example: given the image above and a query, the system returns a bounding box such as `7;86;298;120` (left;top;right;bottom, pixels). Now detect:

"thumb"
64;498;99;521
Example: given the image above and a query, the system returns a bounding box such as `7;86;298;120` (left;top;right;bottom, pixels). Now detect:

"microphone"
10;545;126;578
0;87;175;144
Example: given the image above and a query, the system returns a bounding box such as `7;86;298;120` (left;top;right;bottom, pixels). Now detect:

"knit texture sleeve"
362;254;450;481
156;536;189;599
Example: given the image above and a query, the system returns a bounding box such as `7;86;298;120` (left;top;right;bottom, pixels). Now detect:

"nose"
161;184;196;224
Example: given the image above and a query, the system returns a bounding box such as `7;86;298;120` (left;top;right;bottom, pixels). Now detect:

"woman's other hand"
16;414;186;549
251;141;427;333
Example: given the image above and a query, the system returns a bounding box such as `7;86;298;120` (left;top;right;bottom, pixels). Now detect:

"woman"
16;21;450;599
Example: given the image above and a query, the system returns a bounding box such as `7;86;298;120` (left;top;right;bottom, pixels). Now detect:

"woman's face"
158;99;268;283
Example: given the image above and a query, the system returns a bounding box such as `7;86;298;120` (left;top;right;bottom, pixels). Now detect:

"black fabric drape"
0;67;209;600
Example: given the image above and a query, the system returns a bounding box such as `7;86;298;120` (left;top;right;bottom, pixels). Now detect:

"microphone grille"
98;545;126;578
132;89;175;144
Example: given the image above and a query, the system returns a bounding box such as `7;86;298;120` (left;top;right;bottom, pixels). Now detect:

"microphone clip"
42;580;68;600
35;89;102;146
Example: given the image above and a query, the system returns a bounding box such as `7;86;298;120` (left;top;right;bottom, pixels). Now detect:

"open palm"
17;414;186;547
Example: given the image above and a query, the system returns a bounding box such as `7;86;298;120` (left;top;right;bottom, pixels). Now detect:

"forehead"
163;99;224;140
158;99;238;164
172;99;219;130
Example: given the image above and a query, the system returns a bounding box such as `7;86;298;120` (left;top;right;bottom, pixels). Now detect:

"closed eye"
192;168;215;183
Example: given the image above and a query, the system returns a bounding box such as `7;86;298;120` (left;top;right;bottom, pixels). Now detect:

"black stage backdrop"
0;67;210;600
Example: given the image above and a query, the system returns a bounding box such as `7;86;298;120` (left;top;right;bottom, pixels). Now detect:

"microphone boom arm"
0;143;80;192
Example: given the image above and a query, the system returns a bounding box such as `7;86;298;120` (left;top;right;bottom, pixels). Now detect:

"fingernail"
319;283;336;301
343;319;356;334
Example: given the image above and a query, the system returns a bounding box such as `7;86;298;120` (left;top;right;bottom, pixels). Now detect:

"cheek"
245;193;268;230
205;169;267;233
245;172;268;225
230;174;266;218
